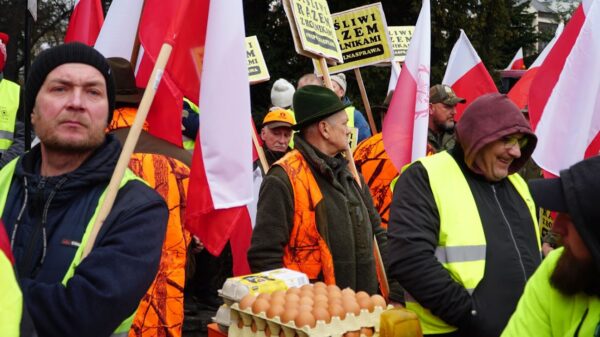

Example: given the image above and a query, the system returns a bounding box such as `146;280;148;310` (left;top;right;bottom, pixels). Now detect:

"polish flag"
185;0;254;275
382;0;430;171
530;0;600;175
507;23;564;110
442;30;498;120
64;0;104;46
505;47;526;70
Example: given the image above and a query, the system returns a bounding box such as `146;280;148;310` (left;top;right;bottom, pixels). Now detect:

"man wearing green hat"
248;85;399;301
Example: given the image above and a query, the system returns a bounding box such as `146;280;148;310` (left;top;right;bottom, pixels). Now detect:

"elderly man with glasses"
387;93;542;337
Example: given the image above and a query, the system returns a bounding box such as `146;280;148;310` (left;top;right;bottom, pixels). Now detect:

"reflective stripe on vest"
344;106;355;129
275;150;336;284
0;159;145;335
404;151;539;335
0;79;20;152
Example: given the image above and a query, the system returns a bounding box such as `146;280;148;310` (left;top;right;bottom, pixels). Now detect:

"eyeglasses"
502;135;528;149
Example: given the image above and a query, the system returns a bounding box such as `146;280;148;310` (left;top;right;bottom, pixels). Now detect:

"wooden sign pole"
354;68;377;134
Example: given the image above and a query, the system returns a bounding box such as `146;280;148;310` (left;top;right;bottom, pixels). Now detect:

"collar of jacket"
14;135;122;204
294;135;348;182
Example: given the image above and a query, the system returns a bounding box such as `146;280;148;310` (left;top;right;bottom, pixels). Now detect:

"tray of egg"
229;282;388;337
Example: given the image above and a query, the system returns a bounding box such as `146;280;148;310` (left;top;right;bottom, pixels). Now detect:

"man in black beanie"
503;156;600;336
0;43;168;337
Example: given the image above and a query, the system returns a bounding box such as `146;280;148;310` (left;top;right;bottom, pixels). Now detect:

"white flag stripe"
409;0;430;161
530;23;563;68
200;0;253;208
533;0;600;174
442;30;480;85
94;0;143;59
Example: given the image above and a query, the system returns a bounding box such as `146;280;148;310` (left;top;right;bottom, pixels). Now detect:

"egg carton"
229;302;386;337
212;303;232;331
219;268;310;305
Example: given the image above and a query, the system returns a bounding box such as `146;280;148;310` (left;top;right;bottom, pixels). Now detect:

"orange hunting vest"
276;150;336;285
353;133;398;229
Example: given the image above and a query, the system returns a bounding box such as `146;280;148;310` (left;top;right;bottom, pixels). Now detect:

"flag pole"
82;43;173;259
129;0;146;66
354;68;377;133
251;127;269;173
318;57;362;188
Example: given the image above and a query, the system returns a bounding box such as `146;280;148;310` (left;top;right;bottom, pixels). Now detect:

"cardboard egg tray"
229;302;387;337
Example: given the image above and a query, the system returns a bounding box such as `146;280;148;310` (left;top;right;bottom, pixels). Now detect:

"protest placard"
389;26;415;63
246;36;270;84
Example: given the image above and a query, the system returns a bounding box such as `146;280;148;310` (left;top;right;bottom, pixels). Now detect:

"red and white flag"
94;0;143;60
382;0;430;171
505;47;526;70
530;0;600;175
64;0;104;46
507;24;564;110
442;29;497;120
185;0;254;275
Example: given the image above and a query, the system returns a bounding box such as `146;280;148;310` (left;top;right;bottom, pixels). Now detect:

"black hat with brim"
528;156;600;269
292;85;351;130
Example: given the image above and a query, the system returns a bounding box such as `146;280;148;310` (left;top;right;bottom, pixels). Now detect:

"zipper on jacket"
491;184;528;285
18;177;47;278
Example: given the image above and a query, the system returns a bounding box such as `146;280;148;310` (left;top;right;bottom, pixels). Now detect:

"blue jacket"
1;135;168;337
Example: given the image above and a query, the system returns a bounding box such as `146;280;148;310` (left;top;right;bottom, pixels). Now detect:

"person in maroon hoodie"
387;93;542;337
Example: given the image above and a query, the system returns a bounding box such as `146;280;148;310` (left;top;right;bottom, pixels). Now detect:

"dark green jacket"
248;135;401;300
428;129;456;153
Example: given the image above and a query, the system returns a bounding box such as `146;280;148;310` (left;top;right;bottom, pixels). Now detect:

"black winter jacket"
1;135;168;337
387;147;541;337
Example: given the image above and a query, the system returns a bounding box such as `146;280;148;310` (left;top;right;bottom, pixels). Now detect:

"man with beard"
502;156;600;336
388;93;542;336
0;43;168;336
427;84;465;153
260;108;295;167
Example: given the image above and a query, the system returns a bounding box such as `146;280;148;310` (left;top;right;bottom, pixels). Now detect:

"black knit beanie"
25;42;116;123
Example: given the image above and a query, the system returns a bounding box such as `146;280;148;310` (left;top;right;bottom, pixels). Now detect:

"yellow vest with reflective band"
0;79;20;152
0;232;22;337
345;106;355;128
0;159;146;336
404;152;540;335
183;98;199;151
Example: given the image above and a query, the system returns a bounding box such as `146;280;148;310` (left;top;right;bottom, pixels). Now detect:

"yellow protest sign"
283;0;343;63
314;3;393;75
246;36;270;84
389;26;415;63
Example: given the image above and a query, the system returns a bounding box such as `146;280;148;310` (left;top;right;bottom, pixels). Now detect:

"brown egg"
312;306;331;323
300;284;314;292
341;287;356;298
270;296;286;307
357;296;375;313
327;284;341;293
355;291;370;301
266;304;285;319
370;294;387;309
343;331;360;337
328;304;346;320
280;308;298;323
314;294;328;304
271;290;286;299
328;297;343;307
239;294;256;311
285;293;300;304
294;311;316;329
257;292;272;301
252;298;270;314
360;327;374;336
284;300;300;311
286;287;301;295
343;300;361;316
314;286;329;297
313;281;327;290
299;296;314;307
298;304;313;314
300;288;314;299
